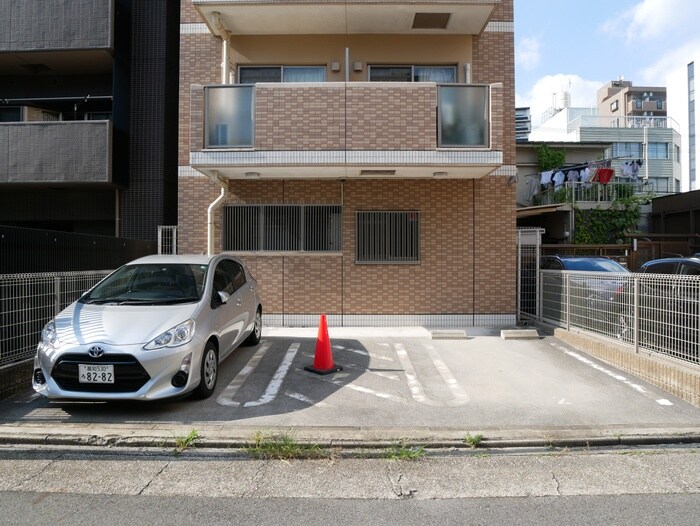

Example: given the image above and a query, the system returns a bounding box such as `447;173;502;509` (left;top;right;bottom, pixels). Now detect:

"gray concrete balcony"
0;121;112;184
0;0;113;74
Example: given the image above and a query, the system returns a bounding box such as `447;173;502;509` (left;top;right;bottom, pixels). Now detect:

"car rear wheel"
243;308;262;346
192;341;218;399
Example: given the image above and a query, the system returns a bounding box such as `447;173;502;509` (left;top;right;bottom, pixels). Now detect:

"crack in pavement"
386;465;417;499
137;461;171;496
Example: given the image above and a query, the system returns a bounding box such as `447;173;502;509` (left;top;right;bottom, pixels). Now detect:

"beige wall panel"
230;35;473;83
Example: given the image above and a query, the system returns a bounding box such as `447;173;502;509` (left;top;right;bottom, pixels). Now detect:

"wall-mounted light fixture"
433;171;448;178
244;171;260;178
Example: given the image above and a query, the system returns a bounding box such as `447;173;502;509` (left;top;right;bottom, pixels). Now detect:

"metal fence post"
565;274;571;330
54;276;61;316
633;276;639;353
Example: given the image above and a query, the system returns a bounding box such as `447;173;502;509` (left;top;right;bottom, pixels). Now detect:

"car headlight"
144;320;196;350
40;320;60;348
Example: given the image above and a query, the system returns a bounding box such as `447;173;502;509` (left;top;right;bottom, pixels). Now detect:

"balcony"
0;0;113;74
193;1;499;36
0;121;112;184
191;82;502;180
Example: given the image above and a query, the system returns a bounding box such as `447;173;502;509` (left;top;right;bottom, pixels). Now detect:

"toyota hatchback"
32;254;262;401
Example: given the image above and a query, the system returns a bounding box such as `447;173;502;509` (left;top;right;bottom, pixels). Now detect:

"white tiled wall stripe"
190;150;504;166
485;21;514;33
180;23;210;34
263;314;516;328
178;166;208;178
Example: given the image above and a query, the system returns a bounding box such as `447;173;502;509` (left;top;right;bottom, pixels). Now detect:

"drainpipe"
207;172;228;256
211;12;231;84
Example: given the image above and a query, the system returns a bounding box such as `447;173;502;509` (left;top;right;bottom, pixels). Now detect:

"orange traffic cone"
304;314;342;375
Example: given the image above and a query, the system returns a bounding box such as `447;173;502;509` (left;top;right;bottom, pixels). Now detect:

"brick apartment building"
179;0;516;326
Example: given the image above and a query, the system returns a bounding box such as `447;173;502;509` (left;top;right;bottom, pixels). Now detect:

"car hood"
53;301;201;346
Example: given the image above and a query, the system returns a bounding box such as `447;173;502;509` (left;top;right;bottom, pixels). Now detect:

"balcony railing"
202;83;491;150
533;181;650;206
0;121;111;184
568;115;680;134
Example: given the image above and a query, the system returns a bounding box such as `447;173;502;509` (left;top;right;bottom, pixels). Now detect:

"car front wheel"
192;341;218;399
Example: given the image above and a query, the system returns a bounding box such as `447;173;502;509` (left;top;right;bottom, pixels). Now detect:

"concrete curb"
2;425;699;454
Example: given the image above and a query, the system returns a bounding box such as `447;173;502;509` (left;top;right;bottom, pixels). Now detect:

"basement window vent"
412;13;451;29
360;170;396;176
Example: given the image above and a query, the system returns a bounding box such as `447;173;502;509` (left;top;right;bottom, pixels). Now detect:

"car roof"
126;254;216;265
642;257;700;265
543;256;616;262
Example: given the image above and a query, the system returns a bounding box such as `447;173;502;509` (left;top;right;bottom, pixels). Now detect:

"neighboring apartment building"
515;107;531;143
0;0;179;239
530;82;682;195
179;0;516;326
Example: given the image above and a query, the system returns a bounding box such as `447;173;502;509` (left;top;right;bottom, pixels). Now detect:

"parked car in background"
622;257;700;362
540;256;630;328
33;254;262;401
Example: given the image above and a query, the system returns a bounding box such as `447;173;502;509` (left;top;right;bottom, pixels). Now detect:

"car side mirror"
212;290;230;308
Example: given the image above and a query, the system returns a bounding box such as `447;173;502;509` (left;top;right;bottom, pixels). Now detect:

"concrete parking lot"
1;326;699;446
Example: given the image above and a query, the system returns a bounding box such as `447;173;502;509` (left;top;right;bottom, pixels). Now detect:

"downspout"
207;172;228;256
211;12;231;84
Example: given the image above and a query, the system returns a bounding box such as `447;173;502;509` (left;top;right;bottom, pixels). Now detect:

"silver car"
32;254;262;401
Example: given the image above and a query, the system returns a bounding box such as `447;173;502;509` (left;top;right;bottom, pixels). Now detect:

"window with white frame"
648;142;669;159
356;211;420;263
223;205;342;252
368;65;456;83
612;142;642;158
238;66;326;84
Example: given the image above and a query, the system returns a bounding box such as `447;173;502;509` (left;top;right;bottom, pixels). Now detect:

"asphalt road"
1;445;699;525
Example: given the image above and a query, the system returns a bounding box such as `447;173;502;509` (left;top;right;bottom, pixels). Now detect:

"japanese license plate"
78;364;114;384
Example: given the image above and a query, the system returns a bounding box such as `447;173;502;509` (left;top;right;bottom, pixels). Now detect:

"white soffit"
194;2;497;36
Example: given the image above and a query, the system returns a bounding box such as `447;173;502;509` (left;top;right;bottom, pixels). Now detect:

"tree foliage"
573;194;650;244
536;144;566;172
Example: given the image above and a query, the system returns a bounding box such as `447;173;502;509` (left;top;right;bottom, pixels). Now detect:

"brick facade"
178;177;514;316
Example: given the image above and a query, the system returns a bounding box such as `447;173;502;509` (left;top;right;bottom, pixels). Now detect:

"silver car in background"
32;254;262;401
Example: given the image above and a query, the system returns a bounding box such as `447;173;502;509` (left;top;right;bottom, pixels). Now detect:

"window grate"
223;205;341;253
356;211;419;264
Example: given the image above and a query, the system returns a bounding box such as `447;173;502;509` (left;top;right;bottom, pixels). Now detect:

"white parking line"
552;342;674;406
244;343;300;407
285;390;329;407
216;342;271;407
394;343;470;407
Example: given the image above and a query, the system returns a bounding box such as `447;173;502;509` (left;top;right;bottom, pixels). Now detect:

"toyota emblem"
88;346;105;358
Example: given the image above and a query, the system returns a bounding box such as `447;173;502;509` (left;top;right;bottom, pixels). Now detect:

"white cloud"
516;74;603;126
601;0;700;43
639;37;700;86
515;36;541;71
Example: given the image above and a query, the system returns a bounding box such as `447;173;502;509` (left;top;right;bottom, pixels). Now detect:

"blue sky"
514;0;700;127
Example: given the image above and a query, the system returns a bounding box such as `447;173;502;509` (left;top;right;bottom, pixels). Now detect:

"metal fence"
0;271;110;368
540;270;700;365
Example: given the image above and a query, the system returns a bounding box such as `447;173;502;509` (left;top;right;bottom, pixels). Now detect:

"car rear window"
642;262;678;274
563;259;628;272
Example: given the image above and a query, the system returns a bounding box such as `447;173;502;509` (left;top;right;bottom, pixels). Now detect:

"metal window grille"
223;205;342;252
356;211;419;264
157;226;178;255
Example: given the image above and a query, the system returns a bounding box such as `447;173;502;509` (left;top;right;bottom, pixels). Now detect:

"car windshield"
564;259;628;272
80;263;209;305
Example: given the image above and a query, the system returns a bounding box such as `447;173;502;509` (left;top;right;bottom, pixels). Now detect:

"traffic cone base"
305;314;342;375
304;364;343;375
